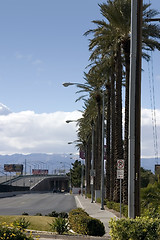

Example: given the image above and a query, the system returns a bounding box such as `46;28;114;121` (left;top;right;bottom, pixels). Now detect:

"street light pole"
60;161;72;192
101;92;105;210
81;160;84;196
91;120;94;203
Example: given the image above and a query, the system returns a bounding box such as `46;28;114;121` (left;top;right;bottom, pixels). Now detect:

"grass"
0;215;54;232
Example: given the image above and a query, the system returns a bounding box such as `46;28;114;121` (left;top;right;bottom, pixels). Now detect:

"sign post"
117;159;124;218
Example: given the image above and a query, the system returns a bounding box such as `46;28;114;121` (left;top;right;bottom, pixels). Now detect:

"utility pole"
129;0;160;219
135;0;143;217
128;0;142;218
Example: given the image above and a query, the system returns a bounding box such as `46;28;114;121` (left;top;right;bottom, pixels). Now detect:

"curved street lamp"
63;81;105;207
60;161;72;192
63;82;89;88
66;120;77;123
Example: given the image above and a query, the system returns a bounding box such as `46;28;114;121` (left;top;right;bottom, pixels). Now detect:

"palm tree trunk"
86;136;92;195
110;57;116;201
94;95;102;197
106;83;111;200
114;43;123;202
122;38;130;205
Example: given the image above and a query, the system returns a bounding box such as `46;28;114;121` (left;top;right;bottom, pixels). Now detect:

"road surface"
0;192;76;215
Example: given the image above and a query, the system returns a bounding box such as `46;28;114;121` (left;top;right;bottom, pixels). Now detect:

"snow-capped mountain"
0;103;12;115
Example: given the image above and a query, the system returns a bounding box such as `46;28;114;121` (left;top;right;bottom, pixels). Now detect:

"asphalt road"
0;192;76;215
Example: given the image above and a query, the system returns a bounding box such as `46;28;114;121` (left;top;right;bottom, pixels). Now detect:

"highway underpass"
0;174;70;192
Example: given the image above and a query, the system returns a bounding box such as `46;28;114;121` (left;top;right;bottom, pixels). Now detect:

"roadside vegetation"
0;209;106;237
0;216;53;232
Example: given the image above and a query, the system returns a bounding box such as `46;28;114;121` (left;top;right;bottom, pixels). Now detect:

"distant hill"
0;153;78;175
141;158;159;173
0;153;158;176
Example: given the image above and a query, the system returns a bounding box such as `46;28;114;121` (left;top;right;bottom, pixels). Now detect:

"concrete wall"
0;184;30;192
31;176;69;192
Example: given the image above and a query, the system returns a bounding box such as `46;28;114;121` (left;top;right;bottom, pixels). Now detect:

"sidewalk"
36;194;117;240
75;194;117;237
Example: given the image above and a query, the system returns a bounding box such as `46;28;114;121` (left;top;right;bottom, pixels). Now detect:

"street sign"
117;159;125;170
90;169;95;176
90;176;94;185
117;170;124;179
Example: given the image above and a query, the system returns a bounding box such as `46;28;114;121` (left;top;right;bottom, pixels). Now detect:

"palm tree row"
75;0;160;206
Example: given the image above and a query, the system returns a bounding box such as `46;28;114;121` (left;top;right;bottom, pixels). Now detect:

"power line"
148;52;159;164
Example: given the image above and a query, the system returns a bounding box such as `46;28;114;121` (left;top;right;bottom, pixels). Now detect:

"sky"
0;0;160;161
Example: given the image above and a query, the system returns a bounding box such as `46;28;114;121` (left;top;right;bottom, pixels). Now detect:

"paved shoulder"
74;195;117;237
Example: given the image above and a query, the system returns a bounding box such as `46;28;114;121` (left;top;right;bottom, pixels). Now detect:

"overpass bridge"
0;174;70;192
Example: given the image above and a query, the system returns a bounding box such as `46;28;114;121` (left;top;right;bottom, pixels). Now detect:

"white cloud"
0;110;82;155
0;106;159;158
32;59;43;65
141;108;160;158
15;52;43;67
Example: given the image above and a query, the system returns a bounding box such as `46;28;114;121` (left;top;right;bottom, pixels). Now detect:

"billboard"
32;169;48;175
4;164;23;173
155;164;160;175
79;149;85;159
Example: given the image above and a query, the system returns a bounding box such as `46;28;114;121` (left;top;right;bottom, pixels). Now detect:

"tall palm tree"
76;72;104;194
84;0;160;203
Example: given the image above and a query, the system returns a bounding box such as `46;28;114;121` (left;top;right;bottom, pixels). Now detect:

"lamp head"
63;82;73;87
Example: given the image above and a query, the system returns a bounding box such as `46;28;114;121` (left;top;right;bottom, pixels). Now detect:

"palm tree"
84;0;160;204
76;72;104;194
77;97;100;195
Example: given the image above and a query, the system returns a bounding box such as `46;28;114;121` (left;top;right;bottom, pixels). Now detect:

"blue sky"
0;0;159;113
0;0;160;158
0;0;103;113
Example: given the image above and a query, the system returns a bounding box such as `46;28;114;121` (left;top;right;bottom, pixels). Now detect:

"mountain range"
0;153;158;176
0;153;78;175
0;103;11;115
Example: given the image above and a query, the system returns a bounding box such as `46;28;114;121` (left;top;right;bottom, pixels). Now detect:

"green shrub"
105;200;128;218
22;212;29;216
35;213;42;216
109;216;160;240
69;208;89;217
49;217;69;234
87;218;105;236
141;182;160;209
47;211;59;217
86;193;91;199
13;217;30;230
96;197;101;203
106;201;113;209
68;208;105;236
58;212;68;218
141;203;160;219
0;222;34;240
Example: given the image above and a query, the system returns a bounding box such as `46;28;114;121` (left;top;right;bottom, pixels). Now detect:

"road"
0;192;76;215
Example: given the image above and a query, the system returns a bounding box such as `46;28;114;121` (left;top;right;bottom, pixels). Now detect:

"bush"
35;213;42;216
69;208;89;216
68;208;105;236
46;211;68;218
22;212;29;216
96;197;101;203
0;222;35;240
13;217;30;230
105;200;128;218
109;216;160;240
58;212;68;218
87;218;105;236
141;203;160;219
47;211;59;217
49;217;69;234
